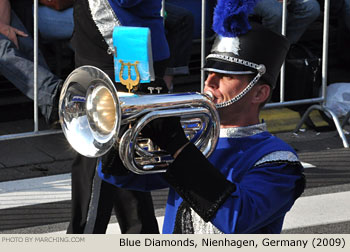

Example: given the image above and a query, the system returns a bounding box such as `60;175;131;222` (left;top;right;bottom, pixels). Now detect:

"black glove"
141;117;189;156
100;148;131;176
163;143;236;222
100;125;131;176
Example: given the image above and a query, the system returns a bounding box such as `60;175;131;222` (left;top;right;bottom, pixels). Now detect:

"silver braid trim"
255;151;299;166
87;0;121;52
191;209;223;234
215;72;262;108
207;54;266;74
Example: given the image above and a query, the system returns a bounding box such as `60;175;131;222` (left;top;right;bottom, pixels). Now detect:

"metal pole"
321;0;330;106
33;0;39;132
0;130;62;142
200;0;206;93
280;0;288;103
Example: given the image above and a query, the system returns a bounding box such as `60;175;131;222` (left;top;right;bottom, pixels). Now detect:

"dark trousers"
164;2;194;75
67;155;159;234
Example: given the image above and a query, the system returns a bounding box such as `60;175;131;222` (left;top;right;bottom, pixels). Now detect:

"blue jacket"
98;129;304;234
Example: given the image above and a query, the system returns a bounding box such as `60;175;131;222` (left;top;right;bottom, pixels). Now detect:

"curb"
261;108;328;133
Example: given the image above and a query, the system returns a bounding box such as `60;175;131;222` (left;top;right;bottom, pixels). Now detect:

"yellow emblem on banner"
119;60;140;93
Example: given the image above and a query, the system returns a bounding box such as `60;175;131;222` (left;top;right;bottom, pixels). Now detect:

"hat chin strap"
215;71;263;109
204;54;266;109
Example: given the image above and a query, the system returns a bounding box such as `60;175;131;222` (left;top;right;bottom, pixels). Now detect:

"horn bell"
58;65;121;157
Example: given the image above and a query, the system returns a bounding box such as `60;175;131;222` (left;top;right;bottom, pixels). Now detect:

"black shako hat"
204;22;290;89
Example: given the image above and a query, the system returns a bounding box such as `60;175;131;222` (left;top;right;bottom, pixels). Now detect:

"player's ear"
252;84;270;104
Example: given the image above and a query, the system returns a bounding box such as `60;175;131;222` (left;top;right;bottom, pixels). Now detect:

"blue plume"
212;0;260;37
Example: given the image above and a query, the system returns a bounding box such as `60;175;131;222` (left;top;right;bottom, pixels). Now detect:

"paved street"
0;81;350;234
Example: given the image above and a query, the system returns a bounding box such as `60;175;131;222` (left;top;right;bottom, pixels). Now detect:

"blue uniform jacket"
98;130;303;233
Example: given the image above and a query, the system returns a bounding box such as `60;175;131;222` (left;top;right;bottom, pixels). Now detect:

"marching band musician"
67;0;169;234
97;0;305;234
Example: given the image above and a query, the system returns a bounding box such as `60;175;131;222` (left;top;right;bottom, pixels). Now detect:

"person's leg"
113;188;160;234
253;0;283;35
163;3;194;92
67;155;102;233
67;154;117;234
36;6;74;41
78;163;160;234
10;11;49;68
67;149;160;234
286;0;320;44
0;11;62;122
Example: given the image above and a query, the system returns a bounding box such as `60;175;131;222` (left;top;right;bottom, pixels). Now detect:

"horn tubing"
59;66;220;173
119;107;219;174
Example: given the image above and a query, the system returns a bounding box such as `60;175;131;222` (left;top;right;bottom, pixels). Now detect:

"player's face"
204;72;251;105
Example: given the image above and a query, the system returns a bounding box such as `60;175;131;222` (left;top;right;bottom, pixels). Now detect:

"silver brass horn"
59;65;220;174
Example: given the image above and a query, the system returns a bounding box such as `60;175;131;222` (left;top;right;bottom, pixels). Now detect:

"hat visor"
204;58;276;88
203;58;255;75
